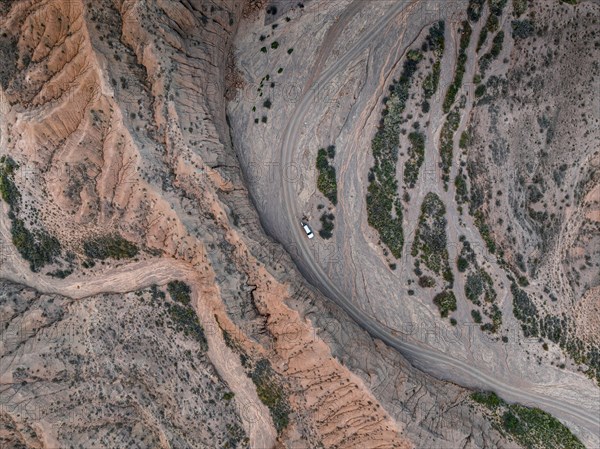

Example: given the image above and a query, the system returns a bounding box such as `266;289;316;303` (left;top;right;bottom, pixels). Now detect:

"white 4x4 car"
301;222;314;239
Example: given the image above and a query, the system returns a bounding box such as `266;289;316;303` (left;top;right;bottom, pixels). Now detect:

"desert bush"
443;21;472;113
403;131;426;188
167;280;192;305
433;290;457;317
472;391;585;448
512;0;528;17
11;218;62;272
251;359;290;434
367;49;424;258
467;0;485;22
512;19;535;39
318;212;335;239
83;234;138;260
316;147;338;205
418;275;436;288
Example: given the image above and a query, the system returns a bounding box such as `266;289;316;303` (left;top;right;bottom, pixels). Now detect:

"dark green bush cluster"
424;20;445;56
455;171;469;205
367;50;423;258
433;290;457;318
459;130;471;149
459;237;501;333
511;282;539;337
465;269;497;305
473;210;496;253
166;302;208;351
1;157;62;272
443;21;472;113
512;0;528;17
83;234;139;260
251;359;290;434
0;32;17;89
0;156;20;209
477;0;507;52
418;275;436;288
423;61;441;99
471;391;585;448
471;391;501;408
319;212;335;239
439;110;461;187
422;21;444;99
488;0;508;17
457;256;469;272
316;145;337;205
479;31;505;74
167;280;192;305
11;217;62;272
509;284;599;381
47;268;73;279
403;131;426;188
467;0;485;22
411;193;453;286
511;19;535;39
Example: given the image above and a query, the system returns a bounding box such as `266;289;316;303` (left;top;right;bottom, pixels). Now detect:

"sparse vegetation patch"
83;234;139;261
403;131;426;188
411;193;453;285
316;145;337;205
251;359;291;434
471;391;585;449
366;47;424;258
443;21;472;113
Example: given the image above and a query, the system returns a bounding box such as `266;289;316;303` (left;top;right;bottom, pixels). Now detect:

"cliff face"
0;1;546;448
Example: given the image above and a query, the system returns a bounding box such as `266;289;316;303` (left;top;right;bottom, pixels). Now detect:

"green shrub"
457;256;469;272
167;280;192;305
480;31;504;74
316;147;337;205
467;0;485;22
423;60;441;99
512;0;528;16
319;212;335;239
439;110;461;186
412;193;452;285
512;19;535;39
472;391;586;449
488;0;508;16
83;234;138;260
166;302;207;350
11;218;61;272
471;391;502;408
473;211;496;253
455;173;469;204
366;49;424;257
251;359;290;434
443;21;472;113
465;272;484;304
471;309;483;323
418;275;436;288
403;131;426;188
433;290;457;317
